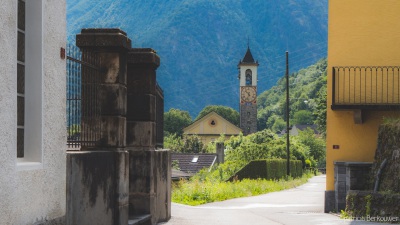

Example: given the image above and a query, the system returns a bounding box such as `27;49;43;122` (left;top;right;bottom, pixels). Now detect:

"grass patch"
172;172;314;206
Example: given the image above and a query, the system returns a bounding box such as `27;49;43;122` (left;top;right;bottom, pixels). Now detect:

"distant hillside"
257;58;327;131
67;0;328;117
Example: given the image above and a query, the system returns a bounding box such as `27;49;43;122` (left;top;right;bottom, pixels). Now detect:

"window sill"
16;160;43;171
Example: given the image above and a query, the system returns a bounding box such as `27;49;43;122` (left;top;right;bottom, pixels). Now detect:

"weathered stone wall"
372;123;400;192
346;190;400;220
66;151;129;225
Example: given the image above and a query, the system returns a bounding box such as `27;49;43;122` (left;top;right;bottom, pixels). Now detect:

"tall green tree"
313;87;327;138
196;105;240;127
293;110;314;125
164;108;192;136
296;128;326;162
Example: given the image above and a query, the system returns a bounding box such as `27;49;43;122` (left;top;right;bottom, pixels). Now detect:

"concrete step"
128;214;151;225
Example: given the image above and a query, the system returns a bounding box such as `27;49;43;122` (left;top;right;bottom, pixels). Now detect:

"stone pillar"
126;48;159;149
334;161;347;212
66;29;132;225
126;48;171;224
77;28;131;148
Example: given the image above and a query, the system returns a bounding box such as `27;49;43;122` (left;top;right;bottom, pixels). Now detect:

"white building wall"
0;0;66;224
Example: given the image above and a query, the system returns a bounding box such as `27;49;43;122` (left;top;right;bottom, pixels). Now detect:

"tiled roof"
171;169;191;181
242;47;255;63
171;153;217;174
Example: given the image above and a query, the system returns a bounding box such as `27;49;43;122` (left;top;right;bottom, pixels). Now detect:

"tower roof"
239;46;258;66
242;47;255;63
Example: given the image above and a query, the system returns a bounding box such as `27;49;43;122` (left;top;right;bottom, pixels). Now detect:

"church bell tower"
238;46;258;135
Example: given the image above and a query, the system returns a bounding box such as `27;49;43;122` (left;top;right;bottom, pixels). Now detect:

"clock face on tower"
241;86;257;103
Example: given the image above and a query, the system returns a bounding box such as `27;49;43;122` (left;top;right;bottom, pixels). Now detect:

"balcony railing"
332;66;400;110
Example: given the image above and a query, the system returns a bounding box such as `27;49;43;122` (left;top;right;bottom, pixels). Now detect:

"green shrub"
229;159;303;181
172;172;314;206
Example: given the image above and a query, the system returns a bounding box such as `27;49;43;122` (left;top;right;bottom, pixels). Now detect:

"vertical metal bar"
332;67;336;107
388;67;390;103
375;68;378;104
285;51;290;177
392;68;394;103
359;67;362;104
381;68;384;103
366;67;369;103
353;68;355;104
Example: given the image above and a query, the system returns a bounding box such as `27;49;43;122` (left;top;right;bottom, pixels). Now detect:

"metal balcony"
332;66;400;111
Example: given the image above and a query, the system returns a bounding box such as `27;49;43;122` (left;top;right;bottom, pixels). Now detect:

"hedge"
228;159;303;181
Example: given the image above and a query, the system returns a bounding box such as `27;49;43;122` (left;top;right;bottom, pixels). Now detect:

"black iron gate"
66;44;101;149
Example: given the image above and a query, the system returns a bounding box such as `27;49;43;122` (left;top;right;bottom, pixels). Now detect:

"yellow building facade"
326;0;400;212
183;112;242;145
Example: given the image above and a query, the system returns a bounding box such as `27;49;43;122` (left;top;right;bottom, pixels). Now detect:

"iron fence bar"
66;44;101;149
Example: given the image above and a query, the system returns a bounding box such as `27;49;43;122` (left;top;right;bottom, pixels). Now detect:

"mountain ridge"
67;0;328;117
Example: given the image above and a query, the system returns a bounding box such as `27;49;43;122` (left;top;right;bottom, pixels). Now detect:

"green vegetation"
164;108;192;136
68;124;80;136
224;129;325;167
195;105;240;127
170;128;324;205
172;172;314;206
231;159;303;181
164;134;207;153
257;58;327;134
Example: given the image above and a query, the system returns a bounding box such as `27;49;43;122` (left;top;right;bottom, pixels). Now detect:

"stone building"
0;0;67;224
238;46;259;135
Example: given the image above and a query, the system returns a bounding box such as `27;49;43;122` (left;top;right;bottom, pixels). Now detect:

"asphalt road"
159;175;393;225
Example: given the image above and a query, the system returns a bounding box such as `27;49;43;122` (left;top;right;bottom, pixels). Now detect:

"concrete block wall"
324;161;372;213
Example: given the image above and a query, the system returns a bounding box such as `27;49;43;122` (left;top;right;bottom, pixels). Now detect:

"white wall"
0;0;66;224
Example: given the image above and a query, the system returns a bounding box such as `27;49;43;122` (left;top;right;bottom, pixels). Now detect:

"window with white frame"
17;0;43;165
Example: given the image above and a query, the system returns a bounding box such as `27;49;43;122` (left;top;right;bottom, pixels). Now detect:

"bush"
229;159;303;181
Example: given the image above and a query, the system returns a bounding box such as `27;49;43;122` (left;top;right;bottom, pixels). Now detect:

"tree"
293;110;314;125
182;135;205;153
297;128;326;162
164;108;192;136
164;134;206;153
266;115;285;132
196;105;239;127
313;88;327;138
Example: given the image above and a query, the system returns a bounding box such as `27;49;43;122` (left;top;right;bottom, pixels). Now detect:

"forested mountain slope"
67;0;328;116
